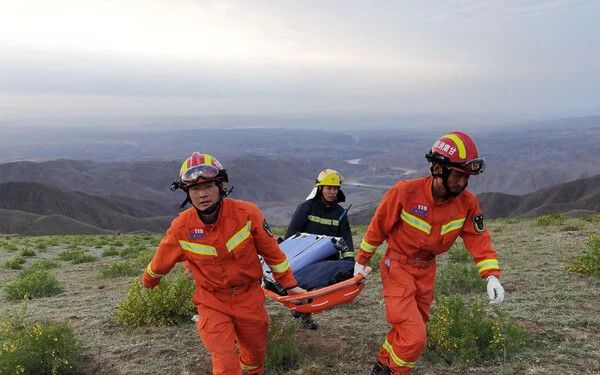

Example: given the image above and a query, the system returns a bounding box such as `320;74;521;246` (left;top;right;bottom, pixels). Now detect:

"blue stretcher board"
262;233;339;281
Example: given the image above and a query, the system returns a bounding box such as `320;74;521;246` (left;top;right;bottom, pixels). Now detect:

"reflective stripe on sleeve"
240;362;260;371
382;338;416;368
440;218;465;235
146;263;166;279
226;221;252;253
179;240;217;256
401;210;431;234
307;215;339;226
267;259;290;274
342;251;355;258
360;239;378;254
476;258;499;274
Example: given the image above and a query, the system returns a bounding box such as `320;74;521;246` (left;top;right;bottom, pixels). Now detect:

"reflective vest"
284;198;354;258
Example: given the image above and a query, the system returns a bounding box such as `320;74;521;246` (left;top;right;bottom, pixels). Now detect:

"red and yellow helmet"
425;131;485;175
315;169;344;187
179;152;229;188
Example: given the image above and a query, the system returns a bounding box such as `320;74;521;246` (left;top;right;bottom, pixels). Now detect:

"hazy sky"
1;0;599;122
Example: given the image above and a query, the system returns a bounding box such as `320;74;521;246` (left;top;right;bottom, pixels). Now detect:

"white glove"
486;276;504;304
354;262;368;278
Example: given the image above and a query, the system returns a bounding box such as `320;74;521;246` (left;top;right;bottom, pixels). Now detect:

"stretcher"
261;233;373;314
263;266;372;314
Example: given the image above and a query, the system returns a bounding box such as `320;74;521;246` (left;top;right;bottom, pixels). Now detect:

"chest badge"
410;203;429;216
189;228;205;239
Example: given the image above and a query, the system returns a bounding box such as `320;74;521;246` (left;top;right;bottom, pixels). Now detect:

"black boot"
371;361;391;375
292;311;318;330
300;313;318;330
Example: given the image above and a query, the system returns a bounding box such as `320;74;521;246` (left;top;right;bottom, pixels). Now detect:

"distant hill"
349;174;600;225
0;209;112;235
1;118;599;197
0;157;348;205
2;173;598;235
0;182;174;235
478;174;600;218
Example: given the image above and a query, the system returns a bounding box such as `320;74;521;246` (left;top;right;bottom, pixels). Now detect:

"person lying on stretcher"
261;233;355;329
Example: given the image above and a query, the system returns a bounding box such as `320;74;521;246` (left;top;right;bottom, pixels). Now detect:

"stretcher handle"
265;266;372;304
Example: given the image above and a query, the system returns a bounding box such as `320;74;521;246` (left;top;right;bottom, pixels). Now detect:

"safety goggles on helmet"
427;152;485;175
180;165;221;185
447;158;486;175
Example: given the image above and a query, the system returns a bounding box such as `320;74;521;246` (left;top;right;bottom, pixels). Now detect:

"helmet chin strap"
197;199;221;215
431;165;467;198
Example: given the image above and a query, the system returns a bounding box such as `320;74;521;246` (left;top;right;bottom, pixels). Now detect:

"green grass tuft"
21;261;60;276
19;248;36;257
102;247;120;257
57;249;97;264
4;270;61;301
536;213;566;226
0;303;82;374
565;234;600;277
447;242;472;263
100;261;141;278
119;245;147;259
2;257;26;270
435;262;483;296
265;313;301;373
580;214;600;223
116;271;196;327
427;295;530;365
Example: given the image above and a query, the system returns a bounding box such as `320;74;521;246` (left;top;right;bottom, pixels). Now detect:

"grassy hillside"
1;217;599;374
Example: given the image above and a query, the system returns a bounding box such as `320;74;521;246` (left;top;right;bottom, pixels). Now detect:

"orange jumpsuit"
143;198;297;375
356;176;501;374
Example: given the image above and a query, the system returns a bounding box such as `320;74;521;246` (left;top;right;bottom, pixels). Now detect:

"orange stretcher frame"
263;267;373;314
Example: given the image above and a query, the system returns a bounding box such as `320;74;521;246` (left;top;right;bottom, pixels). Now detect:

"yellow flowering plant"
427;295;530;365
0;302;81;375
566;234;600;277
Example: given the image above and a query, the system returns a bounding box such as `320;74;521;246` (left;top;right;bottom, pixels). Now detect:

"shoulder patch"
263;219;274;237
473;214;485;233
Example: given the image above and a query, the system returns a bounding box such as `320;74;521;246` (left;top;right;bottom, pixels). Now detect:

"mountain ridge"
349;174;600;225
1;174;599;235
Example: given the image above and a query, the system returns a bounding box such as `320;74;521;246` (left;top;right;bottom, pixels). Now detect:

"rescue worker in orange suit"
284;168;355;330
353;132;505;375
142;152;306;375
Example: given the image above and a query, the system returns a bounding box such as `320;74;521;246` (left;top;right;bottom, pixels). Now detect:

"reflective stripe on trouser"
377;257;436;374
195;283;268;375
